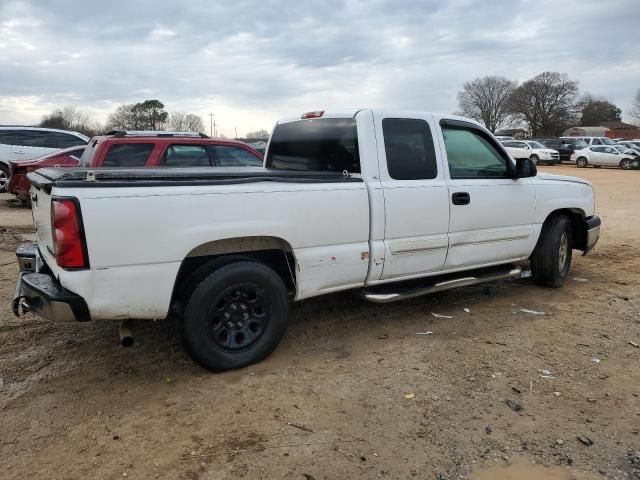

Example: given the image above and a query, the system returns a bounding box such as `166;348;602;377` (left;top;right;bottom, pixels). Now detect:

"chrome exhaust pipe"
119;320;134;347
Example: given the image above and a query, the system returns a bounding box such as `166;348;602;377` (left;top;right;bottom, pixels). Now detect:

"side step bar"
360;266;524;304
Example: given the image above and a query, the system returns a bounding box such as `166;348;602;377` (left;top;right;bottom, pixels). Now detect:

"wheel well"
543;209;587;250
169;237;297;315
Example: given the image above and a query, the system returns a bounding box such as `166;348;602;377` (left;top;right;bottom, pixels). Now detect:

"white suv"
0;127;89;192
501;140;560;164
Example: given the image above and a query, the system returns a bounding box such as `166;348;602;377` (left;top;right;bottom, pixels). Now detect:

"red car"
83;131;263;168
8;145;85;202
8;131;264;202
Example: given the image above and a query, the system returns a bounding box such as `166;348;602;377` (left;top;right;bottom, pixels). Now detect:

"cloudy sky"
0;0;638;136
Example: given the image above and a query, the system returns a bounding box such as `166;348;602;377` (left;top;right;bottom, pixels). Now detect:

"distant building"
495;128;530;139
563;121;639;139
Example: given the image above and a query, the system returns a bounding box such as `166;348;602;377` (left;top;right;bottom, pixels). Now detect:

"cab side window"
442;125;509;179
103;144;154;167
214;146;262;167
164;145;211;166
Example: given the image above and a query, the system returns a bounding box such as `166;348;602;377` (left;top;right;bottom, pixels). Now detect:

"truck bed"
28;167;361;192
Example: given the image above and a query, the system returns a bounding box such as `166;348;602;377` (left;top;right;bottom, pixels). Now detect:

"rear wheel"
0;164;9;193
182;261;289;372
620;158;634;170
530;215;573;288
576;157;588;168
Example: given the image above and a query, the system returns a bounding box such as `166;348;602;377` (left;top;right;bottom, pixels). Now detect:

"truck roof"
276;109;482;128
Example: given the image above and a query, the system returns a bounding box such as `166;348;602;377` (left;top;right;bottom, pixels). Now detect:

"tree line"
458;72;639;137
38;100;270;140
39;100;206;137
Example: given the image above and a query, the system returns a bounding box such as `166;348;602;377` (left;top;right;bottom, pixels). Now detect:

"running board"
360;266;524;304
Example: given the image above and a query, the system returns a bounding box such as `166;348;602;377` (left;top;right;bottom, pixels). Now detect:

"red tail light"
52;198;89;269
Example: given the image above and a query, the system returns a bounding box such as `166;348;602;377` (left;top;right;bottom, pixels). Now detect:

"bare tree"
184;114;204;133
106;104;136;130
167;112;205;133
457;76;517;132
630;89;640;124
39;105;102;137
508;72;580;137
246;129;270;140
167;111;187;131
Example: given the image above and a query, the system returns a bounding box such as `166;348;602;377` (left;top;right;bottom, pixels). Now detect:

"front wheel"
530;215;573;288
182;261;290;372
576;157;588;168
620;158;634;170
0;164;9;193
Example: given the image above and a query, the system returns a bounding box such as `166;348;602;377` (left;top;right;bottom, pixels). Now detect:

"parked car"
0;127;89;193
612;145;640;158
80;131;263;168
616;141;640;154
535;138;586;162
494;135;515;141
559;136;618;147
571;145;639;169
13;109;601;371
501;140;560;164
7;146;85;202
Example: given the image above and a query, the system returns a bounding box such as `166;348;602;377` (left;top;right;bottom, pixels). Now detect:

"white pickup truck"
13;109;600;371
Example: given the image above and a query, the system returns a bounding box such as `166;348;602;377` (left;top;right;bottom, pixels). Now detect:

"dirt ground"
0;165;638;480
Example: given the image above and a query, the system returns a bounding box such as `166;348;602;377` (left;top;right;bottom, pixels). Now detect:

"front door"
375;113;450;280
438;120;536;270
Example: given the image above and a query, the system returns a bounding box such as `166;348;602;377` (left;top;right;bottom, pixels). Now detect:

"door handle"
452;192;470;205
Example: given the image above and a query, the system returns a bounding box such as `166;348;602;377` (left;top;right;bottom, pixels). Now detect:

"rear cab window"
266;118;360;173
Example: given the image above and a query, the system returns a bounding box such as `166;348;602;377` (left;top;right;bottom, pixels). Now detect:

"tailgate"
29;179;55;255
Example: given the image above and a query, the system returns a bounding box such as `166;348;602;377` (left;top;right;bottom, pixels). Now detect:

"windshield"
602;138;616;145
527;141;545;149
613;146;626;152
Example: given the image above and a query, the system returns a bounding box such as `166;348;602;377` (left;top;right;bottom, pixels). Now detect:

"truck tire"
576;157;588;168
0;164;9;193
182;261;289;372
530;215;573;288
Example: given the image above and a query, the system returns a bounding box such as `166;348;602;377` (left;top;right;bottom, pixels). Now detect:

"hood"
536;172;592;186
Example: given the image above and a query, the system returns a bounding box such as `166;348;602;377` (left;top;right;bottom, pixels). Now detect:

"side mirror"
514;157;537;178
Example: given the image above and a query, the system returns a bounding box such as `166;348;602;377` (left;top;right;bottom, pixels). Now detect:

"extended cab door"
374;113;450;280
438;119;535;270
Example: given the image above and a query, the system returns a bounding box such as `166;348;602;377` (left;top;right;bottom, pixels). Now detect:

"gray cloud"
0;0;638;134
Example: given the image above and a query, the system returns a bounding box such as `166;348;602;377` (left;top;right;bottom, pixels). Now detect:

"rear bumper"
582;215;600;255
13;242;90;322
